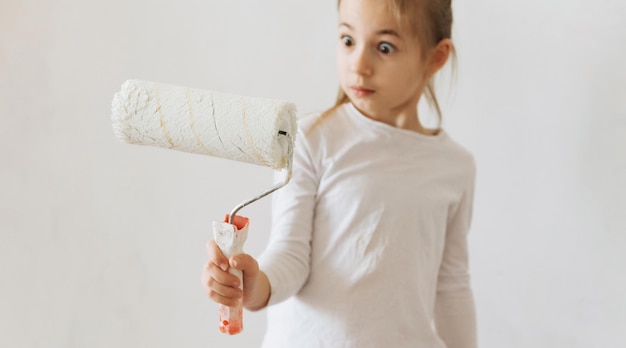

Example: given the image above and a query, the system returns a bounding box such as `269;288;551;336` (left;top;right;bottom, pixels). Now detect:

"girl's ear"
427;39;452;77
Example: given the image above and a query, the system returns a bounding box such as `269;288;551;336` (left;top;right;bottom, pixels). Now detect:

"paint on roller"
241;95;270;168
210;93;227;151
186;89;214;156
155;85;177;150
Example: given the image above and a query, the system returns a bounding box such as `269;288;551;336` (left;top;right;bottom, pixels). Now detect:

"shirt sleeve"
434;160;478;348
257;125;318;305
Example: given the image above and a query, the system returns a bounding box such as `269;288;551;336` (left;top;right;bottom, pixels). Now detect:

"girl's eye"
341;35;354;47
378;42;396;54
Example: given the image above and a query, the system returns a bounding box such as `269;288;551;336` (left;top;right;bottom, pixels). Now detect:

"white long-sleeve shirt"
258;103;477;348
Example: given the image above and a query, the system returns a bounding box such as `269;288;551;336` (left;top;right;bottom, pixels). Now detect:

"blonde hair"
319;0;456;129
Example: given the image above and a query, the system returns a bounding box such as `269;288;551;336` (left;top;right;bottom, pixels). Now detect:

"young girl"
202;0;477;346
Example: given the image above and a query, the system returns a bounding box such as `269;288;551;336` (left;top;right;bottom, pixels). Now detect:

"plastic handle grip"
212;215;249;335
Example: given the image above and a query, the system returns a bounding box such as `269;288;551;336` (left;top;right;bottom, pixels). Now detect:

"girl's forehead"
338;0;408;36
339;0;396;26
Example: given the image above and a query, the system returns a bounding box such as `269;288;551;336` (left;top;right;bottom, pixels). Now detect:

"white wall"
1;0;624;347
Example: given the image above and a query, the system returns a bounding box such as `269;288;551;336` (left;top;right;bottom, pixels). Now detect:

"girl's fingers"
206;240;229;271
207;276;243;301
202;264;243;307
203;240;251;307
209;290;242;308
203;261;241;288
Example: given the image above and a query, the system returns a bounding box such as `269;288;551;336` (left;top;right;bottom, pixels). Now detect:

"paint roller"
110;79;297;335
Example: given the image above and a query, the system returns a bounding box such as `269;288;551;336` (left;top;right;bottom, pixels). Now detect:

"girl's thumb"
230;254;258;275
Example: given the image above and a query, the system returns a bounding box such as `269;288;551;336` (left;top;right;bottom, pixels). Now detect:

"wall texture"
1;0;624;347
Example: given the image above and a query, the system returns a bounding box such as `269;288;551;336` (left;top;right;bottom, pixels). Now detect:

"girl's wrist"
245;271;271;311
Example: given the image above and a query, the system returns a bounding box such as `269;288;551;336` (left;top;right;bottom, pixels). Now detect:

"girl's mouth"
350;86;375;97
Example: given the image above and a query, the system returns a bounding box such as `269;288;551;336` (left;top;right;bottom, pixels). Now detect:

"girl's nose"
351;48;373;77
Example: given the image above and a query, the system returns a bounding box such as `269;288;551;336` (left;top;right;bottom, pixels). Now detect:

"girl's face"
337;0;430;126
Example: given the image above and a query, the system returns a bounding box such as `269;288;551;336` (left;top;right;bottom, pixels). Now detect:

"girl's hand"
202;240;270;311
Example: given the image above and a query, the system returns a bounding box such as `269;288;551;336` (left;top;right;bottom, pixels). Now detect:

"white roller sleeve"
111;79;297;170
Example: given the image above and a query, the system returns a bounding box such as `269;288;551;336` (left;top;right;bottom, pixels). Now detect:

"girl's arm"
257;124;319;305
434;165;478;348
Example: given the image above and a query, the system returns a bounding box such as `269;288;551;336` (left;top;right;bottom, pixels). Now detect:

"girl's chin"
350;101;377;119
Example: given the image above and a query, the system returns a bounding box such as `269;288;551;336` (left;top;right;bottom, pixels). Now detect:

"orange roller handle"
213;215;250;335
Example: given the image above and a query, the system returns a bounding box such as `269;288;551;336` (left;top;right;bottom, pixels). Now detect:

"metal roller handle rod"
228;132;293;225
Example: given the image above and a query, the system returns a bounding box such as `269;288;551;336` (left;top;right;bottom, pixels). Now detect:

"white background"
1;0;624;347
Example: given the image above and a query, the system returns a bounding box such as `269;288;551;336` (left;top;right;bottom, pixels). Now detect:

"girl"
202;0;477;347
